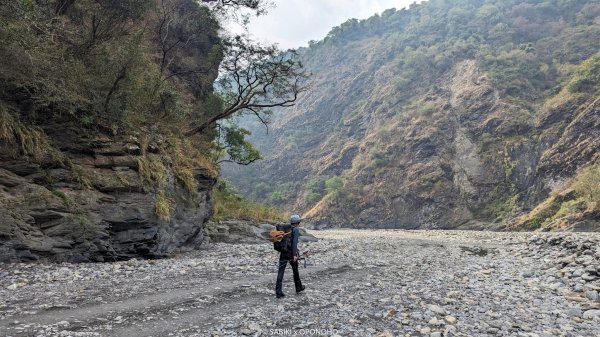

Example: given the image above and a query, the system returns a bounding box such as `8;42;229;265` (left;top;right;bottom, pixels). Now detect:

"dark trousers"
275;258;303;295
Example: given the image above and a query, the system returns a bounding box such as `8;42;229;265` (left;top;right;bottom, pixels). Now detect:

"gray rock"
585;290;599;302
445;315;457;324
582;274;597;281
428;304;445;315
299;236;319;242
259;223;276;231
566;308;583;318
572;269;585;277
0;139;216;263
582;310;600;320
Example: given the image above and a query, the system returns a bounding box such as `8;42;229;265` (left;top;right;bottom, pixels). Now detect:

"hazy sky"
229;0;423;49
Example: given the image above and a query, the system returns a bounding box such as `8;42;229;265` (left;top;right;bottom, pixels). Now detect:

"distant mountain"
222;0;600;230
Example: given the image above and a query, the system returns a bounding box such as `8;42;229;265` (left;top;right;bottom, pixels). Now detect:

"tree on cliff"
201;0;272;17
185;35;307;136
0;0;304;152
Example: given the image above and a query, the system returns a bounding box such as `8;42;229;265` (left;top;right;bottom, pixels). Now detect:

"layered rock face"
0;131;215;262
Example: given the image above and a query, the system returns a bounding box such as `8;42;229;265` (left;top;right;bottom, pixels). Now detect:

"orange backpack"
270;225;292;252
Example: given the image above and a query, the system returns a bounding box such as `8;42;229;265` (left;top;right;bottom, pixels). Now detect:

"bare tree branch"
185;35;307;136
200;0;273;18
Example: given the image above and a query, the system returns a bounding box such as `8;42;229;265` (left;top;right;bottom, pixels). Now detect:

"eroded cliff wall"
0;130;215;262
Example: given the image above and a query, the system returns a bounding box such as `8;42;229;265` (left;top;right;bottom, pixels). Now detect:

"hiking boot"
276;293;285;298
296;286;305;294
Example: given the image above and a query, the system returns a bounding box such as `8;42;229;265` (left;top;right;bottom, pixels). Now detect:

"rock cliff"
0;0;228;262
0;130;216;262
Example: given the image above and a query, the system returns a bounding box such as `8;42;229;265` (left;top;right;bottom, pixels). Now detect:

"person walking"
275;214;305;298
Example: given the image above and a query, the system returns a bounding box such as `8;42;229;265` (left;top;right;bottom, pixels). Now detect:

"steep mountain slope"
222;0;600;229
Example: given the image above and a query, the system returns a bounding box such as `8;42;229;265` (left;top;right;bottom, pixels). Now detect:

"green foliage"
325;176;345;198
503;159;517;179
162;135;218;193
483;49;548;97
213;180;285;222
551;199;587;222
267;182;296;204
367;145;392;169
307;0;599;101
419;171;444;187
527;216;542;230
418;103;437;116
0;1;161;125
571;164;600;205
567;56;600;93
216;125;262;165
515;163;600;229
304;177;326;204
474;183;519;221
0;0;302;192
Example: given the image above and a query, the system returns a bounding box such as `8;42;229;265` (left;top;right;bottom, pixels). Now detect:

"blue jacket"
290;227;300;257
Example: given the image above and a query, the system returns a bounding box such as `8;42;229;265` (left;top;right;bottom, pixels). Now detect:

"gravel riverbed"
1;229;599;337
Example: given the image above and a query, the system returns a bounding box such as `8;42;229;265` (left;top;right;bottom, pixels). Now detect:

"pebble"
445;315;457;324
0;230;599;337
566;308;583;318
586;290;599;302
428;304;445;315
582;274;597;281
582;310;600;320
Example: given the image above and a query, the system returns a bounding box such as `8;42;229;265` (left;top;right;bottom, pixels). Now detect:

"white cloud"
228;0;423;49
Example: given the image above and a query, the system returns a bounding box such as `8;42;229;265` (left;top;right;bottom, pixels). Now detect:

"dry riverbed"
1;229;599;337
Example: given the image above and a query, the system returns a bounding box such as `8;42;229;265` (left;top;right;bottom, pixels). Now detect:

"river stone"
566;308;583;318
582;310;600;320
585;290;599;302
299;236;319;242
428;304;445;315
581;274;597;281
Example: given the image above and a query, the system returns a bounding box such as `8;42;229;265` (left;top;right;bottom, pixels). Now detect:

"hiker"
275;214;305;298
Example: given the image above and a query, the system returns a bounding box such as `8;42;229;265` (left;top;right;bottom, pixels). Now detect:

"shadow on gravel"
459;246;498;256
313;265;354;276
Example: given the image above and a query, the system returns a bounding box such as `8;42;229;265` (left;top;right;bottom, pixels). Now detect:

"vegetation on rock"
212;180;285;222
223;0;600;230
0;0;300;261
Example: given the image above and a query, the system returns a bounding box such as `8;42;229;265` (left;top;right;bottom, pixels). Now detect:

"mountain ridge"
222;0;600;230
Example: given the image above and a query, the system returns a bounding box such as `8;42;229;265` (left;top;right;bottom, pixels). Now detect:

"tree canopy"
0;0;304;169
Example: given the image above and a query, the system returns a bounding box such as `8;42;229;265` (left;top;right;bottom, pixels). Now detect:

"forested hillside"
223;0;600;230
0;0;301;262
